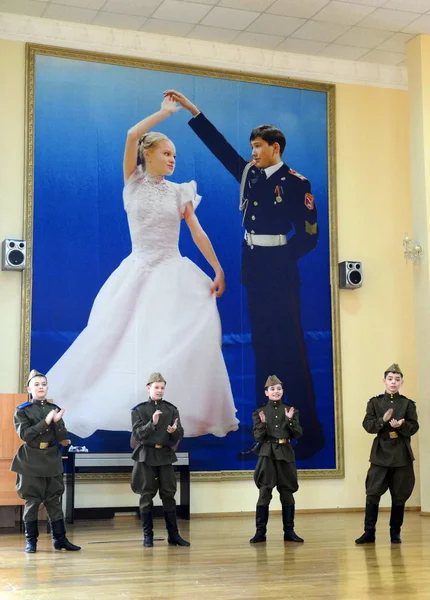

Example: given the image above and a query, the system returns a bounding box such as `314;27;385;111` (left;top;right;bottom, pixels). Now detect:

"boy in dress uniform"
131;372;190;547
250;375;304;544
164;89;324;460
355;363;419;545
11;370;81;553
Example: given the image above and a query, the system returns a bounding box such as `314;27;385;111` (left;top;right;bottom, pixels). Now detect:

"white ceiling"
2;0;430;66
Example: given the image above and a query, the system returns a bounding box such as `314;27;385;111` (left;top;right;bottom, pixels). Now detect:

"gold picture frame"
22;43;342;481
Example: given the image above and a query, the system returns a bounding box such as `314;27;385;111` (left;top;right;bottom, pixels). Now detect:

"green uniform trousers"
365;464;415;506
132;463;177;513
16;473;64;522
254;457;298;507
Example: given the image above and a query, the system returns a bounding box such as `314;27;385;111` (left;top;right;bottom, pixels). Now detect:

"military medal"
274;185;283;204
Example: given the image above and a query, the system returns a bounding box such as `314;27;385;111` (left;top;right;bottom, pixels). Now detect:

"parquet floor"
1;511;429;599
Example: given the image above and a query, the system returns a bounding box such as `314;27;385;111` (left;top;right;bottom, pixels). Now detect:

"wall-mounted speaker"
1;239;26;271
339;261;362;289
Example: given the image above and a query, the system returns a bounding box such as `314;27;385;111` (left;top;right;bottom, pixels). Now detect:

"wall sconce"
403;234;422;264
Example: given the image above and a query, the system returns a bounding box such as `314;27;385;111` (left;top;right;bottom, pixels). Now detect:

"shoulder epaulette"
131;402;145;410
16;401;32;410
163;400;178;409
288;168;308;181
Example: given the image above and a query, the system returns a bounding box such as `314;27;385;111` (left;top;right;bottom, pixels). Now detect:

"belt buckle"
40;442;49;449
389;431;398;439
154;444;163;449
278;438;287;445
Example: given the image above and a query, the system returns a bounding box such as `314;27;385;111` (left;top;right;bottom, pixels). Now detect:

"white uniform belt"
244;232;287;247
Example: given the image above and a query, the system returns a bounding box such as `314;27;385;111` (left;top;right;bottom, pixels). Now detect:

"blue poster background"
30;54;335;472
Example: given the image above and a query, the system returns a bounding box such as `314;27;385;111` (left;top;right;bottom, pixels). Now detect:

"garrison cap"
384;363;403;378
147;372;166;385
27;369;46;386
264;375;283;388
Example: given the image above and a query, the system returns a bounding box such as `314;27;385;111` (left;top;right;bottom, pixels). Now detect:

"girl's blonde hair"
137;132;169;168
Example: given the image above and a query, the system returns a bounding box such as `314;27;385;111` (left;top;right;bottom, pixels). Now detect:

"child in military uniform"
250;375;304;544
11;370;81;553
355;363;419;545
131;372;190;547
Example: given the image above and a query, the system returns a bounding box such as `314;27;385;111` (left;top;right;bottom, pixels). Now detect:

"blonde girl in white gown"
46;96;239;439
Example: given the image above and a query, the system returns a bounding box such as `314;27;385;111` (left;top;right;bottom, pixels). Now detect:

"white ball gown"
46;166;239;438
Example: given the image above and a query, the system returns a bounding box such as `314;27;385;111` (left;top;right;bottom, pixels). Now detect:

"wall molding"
0;12;407;90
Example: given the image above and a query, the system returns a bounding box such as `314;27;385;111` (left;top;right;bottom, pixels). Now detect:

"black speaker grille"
349;270;362;285
8;249;25;266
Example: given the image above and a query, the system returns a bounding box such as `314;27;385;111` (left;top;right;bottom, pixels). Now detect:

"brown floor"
1;511;429;599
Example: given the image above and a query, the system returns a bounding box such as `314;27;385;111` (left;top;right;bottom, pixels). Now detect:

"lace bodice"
123;167;200;267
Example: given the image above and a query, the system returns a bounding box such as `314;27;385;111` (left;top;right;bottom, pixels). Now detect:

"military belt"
144;444;166;449
267;437;288;444
378;431;399;440
39;441;55;449
245;232;287;247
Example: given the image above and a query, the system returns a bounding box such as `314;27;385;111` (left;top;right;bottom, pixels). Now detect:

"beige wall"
0;40;25;388
0;39;420;513
407;35;430;513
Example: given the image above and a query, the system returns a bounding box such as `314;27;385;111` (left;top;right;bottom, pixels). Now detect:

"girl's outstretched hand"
161;95;180;114
164;90;199;116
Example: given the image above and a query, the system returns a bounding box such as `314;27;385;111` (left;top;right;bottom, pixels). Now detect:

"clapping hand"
285;406;295;419
45;409;56;425
258;410;266;423
152;410;163;425
389;418;405;428
167;418;179;433
54;408;65;422
45;408;66;425
383;408;394;422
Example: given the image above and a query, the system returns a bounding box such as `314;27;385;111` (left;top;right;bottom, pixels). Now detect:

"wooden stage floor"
1;511;430;600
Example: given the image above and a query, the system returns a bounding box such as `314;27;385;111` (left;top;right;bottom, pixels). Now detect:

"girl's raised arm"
123;96;179;183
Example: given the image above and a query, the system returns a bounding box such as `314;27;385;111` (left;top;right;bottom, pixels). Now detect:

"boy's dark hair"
250;125;286;155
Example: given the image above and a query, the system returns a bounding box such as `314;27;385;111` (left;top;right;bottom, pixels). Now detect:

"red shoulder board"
288;168;308;181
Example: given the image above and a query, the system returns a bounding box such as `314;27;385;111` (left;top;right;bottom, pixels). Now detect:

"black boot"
141;512;154;547
164;510;190;546
250;505;269;543
50;519;81;551
24;520;38;553
282;505;304;543
390;504;405;544
355;503;379;544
